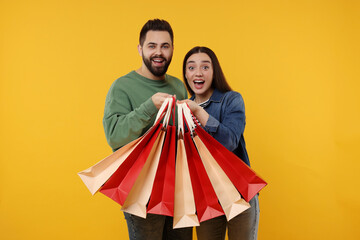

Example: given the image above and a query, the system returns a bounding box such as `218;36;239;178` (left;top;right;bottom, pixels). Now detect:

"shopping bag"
78;98;172;196
122;97;176;218
121;128;166;217
147;98;176;216
182;104;267;202
178;103;250;220
192;135;250;221
99;98;173;206
173;104;199;228
77;137;142;195
182;106;224;223
183;131;225;222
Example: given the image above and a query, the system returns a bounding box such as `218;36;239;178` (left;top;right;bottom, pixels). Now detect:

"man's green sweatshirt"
103;71;188;151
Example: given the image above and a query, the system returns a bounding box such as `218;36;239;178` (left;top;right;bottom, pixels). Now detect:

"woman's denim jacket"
190;88;250;166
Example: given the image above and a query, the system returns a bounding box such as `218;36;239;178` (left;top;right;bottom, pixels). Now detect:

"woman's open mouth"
194;80;205;89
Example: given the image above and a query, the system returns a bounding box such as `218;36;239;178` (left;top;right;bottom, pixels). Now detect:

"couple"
103;19;260;240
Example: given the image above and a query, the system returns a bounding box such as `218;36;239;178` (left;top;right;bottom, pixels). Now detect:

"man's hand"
151;93;174;109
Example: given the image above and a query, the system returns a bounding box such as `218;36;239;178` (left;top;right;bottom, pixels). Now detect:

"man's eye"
149;45;155;49
162;45;169;49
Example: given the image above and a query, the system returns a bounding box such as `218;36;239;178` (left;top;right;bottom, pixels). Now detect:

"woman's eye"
203;66;209;70
188;66;194;70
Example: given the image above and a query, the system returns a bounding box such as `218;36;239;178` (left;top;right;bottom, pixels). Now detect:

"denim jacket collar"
189;88;225;105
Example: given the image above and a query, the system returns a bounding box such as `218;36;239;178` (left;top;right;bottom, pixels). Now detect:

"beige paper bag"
78;98;173;196
121;130;166;218
193;135;250;221
173;104;199;229
77;137;142;195
121;98;174;217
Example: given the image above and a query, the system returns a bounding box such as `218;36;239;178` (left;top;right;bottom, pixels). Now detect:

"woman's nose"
195;69;203;76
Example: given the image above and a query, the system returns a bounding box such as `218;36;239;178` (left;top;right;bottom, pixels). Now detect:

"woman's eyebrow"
187;60;211;64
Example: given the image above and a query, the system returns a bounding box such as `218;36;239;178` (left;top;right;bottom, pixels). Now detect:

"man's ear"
137;44;142;56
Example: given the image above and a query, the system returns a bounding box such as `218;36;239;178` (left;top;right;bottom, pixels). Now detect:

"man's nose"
155;46;162;55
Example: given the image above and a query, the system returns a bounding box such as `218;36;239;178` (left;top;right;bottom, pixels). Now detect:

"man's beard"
142;54;172;77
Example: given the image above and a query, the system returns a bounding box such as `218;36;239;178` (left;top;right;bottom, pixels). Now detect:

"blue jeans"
124;212;193;240
196;194;260;240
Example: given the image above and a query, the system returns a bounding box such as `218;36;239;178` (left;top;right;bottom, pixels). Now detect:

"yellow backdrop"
1;0;359;239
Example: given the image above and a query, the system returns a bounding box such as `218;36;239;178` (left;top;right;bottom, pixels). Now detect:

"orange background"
1;0;359;239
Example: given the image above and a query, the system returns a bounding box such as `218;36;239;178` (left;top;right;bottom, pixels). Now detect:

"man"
103;19;192;240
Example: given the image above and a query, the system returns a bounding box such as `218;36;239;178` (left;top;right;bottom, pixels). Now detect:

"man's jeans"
196;194;260;240
124;212;193;240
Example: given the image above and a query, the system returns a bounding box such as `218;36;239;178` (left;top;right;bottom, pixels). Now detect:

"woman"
179;46;260;240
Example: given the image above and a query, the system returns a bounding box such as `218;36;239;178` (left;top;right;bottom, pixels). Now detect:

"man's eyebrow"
147;42;171;45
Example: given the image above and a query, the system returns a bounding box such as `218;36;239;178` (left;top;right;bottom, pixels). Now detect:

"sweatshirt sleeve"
204;92;245;152
102;82;158;151
182;83;188;100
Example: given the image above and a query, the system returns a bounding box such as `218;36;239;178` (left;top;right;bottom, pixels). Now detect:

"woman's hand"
177;99;210;126
177;99;200;114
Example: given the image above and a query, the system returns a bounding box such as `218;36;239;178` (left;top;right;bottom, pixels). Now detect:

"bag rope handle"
154;97;170;124
177;103;184;136
163;97;173;127
182;103;196;132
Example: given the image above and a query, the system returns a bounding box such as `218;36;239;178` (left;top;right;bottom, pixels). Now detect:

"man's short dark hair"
139;19;174;46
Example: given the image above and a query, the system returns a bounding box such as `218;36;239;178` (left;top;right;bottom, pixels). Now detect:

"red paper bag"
121;128;166;218
147;98;176;216
183;126;224;222
195;126;266;202
147;126;176;216
182;104;267;202
99;98;172;206
193;135;250;221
